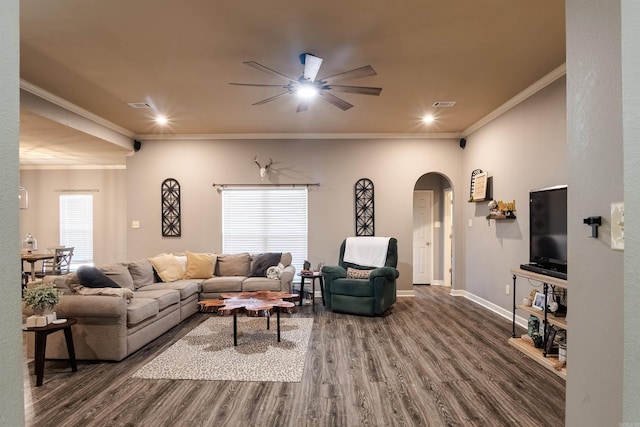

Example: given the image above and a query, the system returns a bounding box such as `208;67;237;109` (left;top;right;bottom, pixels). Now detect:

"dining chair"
37;247;74;277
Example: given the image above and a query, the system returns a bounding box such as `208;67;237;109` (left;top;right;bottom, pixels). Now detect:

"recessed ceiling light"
422;114;435;124
155;115;168;125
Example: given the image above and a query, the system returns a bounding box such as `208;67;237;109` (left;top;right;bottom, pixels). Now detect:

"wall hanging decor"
354;178;374;236
161;178;181;237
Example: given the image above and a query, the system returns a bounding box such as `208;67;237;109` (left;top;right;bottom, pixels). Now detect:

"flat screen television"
522;185;568;279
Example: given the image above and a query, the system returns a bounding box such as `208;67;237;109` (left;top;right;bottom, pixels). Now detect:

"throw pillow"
184;251;216;279
216;253;251;276
149;254;185;282
127;259;155;289
98;263;135;290
347;267;372;279
250;252;282;277
76;265;121;288
266;266;282;280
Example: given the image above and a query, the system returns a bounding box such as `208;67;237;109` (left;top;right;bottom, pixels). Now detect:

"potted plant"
23;283;62;315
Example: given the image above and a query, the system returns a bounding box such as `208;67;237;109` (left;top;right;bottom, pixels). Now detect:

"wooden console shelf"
508;338;566;379
510;268;568;380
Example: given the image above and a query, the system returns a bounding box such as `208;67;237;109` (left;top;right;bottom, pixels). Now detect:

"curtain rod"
212;183;320;188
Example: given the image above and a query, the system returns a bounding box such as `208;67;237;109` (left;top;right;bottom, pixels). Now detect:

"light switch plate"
611;202;624;250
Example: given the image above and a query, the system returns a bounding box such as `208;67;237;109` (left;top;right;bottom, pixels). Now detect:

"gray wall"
462;77;568;311
19;169;128;265
125;138;465;293
0;0;24;424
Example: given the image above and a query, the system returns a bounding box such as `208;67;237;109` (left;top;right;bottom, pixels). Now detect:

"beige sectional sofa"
24;251;295;361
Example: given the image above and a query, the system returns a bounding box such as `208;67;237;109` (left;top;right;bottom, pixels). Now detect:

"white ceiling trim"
135;132;463;141
19;164;127;171
462;63;567;137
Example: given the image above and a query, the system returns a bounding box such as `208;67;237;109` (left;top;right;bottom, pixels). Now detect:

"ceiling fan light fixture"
296;83;319;99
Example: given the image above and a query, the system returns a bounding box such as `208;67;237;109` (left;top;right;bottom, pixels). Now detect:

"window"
222;188;307;274
59;194;94;267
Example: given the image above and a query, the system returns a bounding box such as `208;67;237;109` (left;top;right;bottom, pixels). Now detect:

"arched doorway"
413;172;454;287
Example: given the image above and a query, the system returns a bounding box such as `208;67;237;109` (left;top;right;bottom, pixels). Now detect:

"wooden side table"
298;271;325;307
23;318;78;386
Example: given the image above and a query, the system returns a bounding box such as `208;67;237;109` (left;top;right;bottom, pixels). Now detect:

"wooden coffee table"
198;291;298;346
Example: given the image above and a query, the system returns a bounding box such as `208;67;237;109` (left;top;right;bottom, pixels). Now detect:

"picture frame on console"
532;292;547;311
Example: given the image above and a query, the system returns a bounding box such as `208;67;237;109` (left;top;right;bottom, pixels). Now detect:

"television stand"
509;267;568;379
519;263;567;280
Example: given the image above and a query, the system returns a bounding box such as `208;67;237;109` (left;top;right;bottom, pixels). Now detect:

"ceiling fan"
229;53;382;112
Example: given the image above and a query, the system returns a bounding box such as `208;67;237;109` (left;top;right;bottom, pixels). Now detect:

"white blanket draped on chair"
343;237;391;268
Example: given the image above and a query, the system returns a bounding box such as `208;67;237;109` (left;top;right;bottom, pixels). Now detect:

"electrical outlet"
505;284;510;295
132;220;140;229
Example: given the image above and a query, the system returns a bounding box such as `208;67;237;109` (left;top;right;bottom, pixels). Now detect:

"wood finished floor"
24;286;565;426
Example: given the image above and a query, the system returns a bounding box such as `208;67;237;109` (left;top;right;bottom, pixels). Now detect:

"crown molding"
19;164;126;171
462;63;566;137
135;132;462;141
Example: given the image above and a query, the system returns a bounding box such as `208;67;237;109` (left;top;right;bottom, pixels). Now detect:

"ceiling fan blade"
243;61;296;82
229;83;290;88
252;91;292;106
319;92;353;111
321;65;377;83
328;85;382;96
296;101;309;113
303;54;323;82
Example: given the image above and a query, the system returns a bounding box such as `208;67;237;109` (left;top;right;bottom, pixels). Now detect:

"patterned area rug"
133;316;314;383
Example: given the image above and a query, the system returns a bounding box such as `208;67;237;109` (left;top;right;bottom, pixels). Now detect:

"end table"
23;317;78;386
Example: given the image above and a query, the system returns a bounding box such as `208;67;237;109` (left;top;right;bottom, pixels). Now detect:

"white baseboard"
432;280;445;286
397;289;415;297
451;289;528;329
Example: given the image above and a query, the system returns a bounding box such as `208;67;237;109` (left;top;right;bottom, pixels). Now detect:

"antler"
266;158;273;169
254;155;261;168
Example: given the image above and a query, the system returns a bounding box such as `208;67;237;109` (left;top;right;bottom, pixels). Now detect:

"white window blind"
59;194;94;266
222;188;307;274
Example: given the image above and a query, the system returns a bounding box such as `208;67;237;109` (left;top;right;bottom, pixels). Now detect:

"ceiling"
19;0;566;167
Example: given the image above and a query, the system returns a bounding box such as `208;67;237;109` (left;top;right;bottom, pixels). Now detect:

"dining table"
21;252;55;282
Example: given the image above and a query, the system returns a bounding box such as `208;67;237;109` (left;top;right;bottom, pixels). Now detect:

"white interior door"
413;190;433;284
444;189;453;287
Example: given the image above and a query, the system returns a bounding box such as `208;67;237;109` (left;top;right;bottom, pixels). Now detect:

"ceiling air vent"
432;101;456;108
127;102;152;109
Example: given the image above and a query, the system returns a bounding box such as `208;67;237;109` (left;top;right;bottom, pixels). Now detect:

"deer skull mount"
254;156;273;181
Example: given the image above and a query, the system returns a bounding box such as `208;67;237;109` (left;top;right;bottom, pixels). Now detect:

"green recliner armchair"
322;237;399;316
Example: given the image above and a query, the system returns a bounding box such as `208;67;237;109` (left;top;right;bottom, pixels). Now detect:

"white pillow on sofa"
149;254;184;282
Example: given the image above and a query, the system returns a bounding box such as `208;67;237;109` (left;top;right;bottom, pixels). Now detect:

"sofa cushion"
128;259;156;289
98;263;135;290
201;276;244;294
347;267;372;279
216;253;251;276
250;252;282;277
184;251;216;279
77;266;121;288
127;297;159;325
132;289;180;311
42;274;76;295
149;254;185;282
135;280;200;301
241;277;281;292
